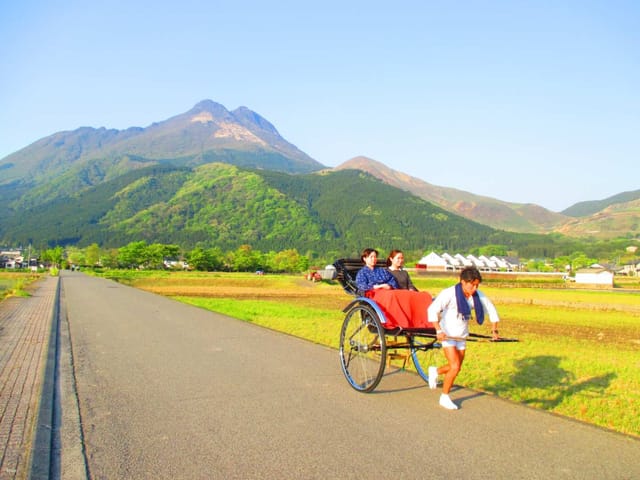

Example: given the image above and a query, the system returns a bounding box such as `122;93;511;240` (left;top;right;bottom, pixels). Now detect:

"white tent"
417;252;448;270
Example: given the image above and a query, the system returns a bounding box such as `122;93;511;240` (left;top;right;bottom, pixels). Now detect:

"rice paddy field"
96;269;640;437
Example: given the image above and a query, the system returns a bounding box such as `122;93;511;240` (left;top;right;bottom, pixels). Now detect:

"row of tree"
33;240;618;275
43;241;310;273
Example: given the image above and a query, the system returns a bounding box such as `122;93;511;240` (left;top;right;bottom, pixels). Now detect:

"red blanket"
365;289;434;330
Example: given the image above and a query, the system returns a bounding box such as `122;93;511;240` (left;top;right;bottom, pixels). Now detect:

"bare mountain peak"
232;106;279;136
336;156;434;188
190;99;229;116
190;111;215;124
0;99;325;183
184;100;280;137
339;156;384;169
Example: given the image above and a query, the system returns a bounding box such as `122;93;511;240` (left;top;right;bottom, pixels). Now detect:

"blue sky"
1;1;638;212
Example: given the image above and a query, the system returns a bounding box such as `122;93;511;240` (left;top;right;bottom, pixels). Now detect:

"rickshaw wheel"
410;336;444;385
339;303;386;392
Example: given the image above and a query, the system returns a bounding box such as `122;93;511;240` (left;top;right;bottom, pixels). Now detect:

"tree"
146;243;167;269
477;244;508;257
42;246;64;268
118;241;148;268
66;246;86;267
552;255;572;273
570;252;597;272
229;245;263;272
101;248;120;268
268;249;305;272
85;243;101;267
188;247;214;271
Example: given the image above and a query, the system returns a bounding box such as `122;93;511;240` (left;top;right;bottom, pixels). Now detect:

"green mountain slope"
555;198;640;239
258;169;495;253
0;164;500;255
334;156;569;233
561;189;640;217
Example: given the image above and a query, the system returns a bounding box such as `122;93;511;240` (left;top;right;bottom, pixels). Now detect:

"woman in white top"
427;266;500;410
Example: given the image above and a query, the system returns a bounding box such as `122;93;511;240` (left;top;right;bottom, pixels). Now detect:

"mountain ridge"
0;100;323;189
333;156;570;233
561;189;640;217
0;100;637;242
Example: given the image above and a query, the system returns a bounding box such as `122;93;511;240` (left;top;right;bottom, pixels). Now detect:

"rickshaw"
333;258;514;392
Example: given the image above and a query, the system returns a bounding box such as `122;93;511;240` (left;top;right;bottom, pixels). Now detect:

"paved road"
19;271;640;478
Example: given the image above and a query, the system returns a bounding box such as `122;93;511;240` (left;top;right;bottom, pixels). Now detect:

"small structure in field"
574;268;614;286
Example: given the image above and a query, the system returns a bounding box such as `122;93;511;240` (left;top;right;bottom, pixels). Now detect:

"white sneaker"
439;394;458;410
428;366;438;389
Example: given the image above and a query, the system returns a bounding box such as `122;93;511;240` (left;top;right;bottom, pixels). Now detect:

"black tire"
339;303;386;392
410;336;444;384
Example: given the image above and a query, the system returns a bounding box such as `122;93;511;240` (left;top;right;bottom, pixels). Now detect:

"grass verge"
0;271;42;301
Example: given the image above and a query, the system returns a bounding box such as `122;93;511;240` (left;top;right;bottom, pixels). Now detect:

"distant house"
467;254;491;270
416;251;520;272
490;256;511;271
619;261;640;276
478;255;498;270
575;268;614;286
416;252;449;271
1;250;23;269
163;258;189;270
441;253;460;269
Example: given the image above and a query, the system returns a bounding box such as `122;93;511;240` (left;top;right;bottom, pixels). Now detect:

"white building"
619;261;640;276
454;254;473;267
417;252;519;272
466;254;487;270
441;252;460;269
478;255;498;270
416;252;449;271
490;256;510;270
575;268;614;286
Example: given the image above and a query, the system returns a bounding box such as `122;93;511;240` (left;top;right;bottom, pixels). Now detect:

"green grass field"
0;271;41;300
97;270;640;437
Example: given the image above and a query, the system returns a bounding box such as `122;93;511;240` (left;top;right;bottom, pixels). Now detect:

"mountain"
561;189;640;217
554;198;640;239
0;100;324;211
333;156;570;233
1;163;514;256
0;100;636;253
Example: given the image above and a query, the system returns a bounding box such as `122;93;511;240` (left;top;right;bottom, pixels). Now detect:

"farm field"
97;270;640;437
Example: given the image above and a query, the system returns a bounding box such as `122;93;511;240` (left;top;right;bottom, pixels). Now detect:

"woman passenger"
355;248;399;293
386;249;418;291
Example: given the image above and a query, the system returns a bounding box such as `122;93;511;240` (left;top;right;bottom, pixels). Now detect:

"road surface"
52;271;638;479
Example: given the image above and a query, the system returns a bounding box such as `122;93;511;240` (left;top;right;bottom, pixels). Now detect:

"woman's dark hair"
460;266;482;283
386;249;403;267
360;248;379;261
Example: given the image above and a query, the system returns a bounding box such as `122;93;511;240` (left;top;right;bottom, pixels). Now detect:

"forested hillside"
3;161;623;260
561;189;640;217
2;164;497;255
